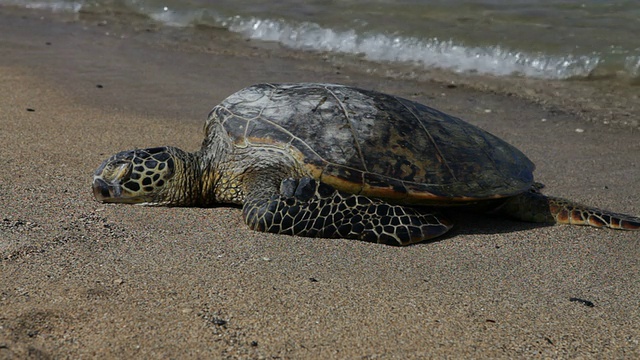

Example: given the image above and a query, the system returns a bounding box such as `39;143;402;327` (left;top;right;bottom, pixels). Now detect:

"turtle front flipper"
242;178;452;245
498;191;640;230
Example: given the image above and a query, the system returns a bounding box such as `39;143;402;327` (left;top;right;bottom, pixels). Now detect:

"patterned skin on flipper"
498;190;640;230
242;178;452;246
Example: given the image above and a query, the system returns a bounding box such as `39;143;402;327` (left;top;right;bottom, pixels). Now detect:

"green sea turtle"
92;83;640;245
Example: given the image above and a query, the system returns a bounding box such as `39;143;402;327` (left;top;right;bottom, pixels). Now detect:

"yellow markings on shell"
319;172;363;195
360;183;408;200
245;136;284;147
305;166;323;181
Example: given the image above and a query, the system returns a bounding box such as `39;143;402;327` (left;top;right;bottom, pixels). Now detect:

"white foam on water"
109;5;606;80
219;16;601;80
625;56;640;78
7;1;635;81
0;0;82;12
147;6;202;27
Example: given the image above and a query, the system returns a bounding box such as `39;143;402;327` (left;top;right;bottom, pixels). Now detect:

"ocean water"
3;0;640;83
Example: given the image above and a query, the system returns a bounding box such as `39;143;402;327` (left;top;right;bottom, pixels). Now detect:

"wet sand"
1;8;639;359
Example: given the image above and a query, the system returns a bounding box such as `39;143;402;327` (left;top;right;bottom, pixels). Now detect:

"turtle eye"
113;163;132;181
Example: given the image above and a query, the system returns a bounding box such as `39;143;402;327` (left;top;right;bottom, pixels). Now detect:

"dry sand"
1;8;639;359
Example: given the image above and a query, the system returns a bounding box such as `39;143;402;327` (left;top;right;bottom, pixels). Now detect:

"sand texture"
1;9;639;359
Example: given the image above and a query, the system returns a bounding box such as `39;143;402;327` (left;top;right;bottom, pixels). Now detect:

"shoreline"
1;8;639;359
4;5;640;128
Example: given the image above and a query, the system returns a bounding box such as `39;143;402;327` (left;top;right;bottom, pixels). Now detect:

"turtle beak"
92;177;119;201
92;161;129;202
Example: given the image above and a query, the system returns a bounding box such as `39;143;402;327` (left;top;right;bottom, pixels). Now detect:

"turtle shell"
208;83;534;205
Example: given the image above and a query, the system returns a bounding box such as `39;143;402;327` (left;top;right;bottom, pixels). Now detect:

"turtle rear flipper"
498;191;640;230
242;178;452;246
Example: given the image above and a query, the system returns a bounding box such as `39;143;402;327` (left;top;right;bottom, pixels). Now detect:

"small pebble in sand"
113;279;123;285
212;318;227;326
575;128;585;133
569;297;595;307
484;109;492;113
541;118;547;122
26;108;35;112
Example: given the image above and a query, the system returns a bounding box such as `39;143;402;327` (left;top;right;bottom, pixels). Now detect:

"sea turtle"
92;83;640;245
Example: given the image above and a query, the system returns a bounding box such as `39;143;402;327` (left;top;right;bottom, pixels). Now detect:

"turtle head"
92;146;199;206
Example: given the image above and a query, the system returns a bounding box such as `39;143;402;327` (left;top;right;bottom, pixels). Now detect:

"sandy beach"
1;8;639;359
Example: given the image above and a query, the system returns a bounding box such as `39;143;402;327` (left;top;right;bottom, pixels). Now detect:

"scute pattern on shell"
207;83;535;203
